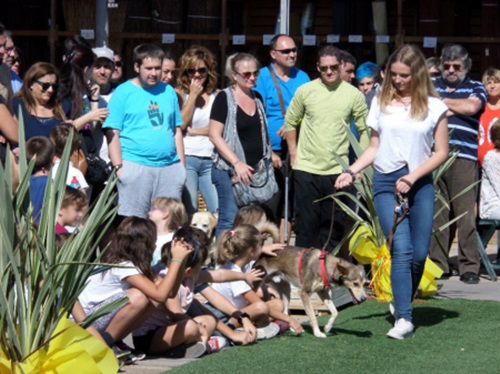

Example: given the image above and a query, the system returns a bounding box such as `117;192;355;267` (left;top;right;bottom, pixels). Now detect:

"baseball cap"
92;46;114;62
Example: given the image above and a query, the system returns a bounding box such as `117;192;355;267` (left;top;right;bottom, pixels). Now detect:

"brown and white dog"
254;247;367;338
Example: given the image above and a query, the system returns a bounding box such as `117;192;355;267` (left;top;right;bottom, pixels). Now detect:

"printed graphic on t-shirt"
148;100;164;127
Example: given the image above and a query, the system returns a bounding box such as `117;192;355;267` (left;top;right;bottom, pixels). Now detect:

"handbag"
231;157;278;207
80;130;111;185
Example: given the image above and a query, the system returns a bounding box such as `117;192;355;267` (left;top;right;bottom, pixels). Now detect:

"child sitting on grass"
75;216;193;363
26;136;55;223
56;186;89;234
133;226;263;358
148;197;189;265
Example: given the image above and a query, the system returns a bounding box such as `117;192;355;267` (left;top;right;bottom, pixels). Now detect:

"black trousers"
293;170;353;252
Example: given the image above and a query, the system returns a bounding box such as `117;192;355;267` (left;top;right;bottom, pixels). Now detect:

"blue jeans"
372;167;434;322
183;156;218;215
212;165;238;239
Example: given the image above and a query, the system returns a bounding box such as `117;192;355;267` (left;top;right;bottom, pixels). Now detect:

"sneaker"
166;341;206;359
206;336;228;354
273;319;290;334
256;322;280;340
389;302;396;318
387;318;414;340
459;272;479;284
115;339;146;362
112;345;136;366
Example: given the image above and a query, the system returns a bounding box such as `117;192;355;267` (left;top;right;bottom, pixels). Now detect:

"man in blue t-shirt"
254;34;309;242
428;44;487;285
104;44;185;218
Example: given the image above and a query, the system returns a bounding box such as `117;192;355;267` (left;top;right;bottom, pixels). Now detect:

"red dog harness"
298;248;337;288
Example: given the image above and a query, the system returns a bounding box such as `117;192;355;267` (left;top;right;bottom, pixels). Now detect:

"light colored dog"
190;211;218;263
254;247;367;338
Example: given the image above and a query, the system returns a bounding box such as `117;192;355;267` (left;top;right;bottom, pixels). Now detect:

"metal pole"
279;0;289;35
96;0;109;47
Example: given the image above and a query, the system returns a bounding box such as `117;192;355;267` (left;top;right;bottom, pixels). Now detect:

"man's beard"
443;74;465;88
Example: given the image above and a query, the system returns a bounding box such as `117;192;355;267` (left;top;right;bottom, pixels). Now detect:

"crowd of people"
1;19;500;364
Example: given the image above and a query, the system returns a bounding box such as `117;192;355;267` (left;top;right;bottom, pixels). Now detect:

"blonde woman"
336;45;449;339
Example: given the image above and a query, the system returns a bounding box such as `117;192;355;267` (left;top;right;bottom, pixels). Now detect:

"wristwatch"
113;163;123;172
237;312;250;325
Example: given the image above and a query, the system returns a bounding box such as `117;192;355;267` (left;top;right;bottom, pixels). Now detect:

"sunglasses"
275;48;297;55
187;67;208;75
443;63;463;72
430;72;441;78
318;64;340;73
114;61;123;68
35;80;60;92
236;70;259;79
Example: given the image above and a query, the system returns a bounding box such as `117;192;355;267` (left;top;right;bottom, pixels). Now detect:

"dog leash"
386;187;411;254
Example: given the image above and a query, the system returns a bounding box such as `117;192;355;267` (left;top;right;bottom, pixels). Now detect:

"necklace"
398;97;411;111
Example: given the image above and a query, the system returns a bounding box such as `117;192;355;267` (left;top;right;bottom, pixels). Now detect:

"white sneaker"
256;322;280;340
389;302;396;318
387;318;414;340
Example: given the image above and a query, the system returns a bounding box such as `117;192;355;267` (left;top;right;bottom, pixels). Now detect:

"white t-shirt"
183;93;215;158
480;150;500;219
52;159;89;190
367;96;448;173
211;261;252;310
78;261;140;315
152;233;174;266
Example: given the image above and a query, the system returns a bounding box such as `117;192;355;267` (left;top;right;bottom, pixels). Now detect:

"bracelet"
171;258;183;264
342;169;356;178
90;98;99;102
237;312;250;325
233;160;241;167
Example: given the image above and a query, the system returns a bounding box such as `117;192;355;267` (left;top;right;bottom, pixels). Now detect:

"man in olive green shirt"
285;45;368;250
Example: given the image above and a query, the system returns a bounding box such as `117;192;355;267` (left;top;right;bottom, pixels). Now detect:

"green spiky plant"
0;112;123;370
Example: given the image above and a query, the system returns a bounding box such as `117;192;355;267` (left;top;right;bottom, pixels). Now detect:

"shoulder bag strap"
268;65;286;118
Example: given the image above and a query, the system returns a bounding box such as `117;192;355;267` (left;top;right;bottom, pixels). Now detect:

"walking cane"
284;153;290;245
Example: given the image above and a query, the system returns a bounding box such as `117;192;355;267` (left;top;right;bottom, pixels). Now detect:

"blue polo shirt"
434;76;487;161
254;65;310;151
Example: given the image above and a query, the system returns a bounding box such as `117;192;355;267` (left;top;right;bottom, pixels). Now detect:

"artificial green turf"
167;298;500;374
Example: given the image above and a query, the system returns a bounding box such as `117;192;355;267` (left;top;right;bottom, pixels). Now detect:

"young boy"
50;122;89;194
56;186;89;234
26;136;55;223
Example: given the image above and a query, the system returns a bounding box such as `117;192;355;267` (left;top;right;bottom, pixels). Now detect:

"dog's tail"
256;221;280;243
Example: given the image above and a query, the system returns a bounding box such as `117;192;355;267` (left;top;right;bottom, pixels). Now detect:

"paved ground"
121;242;500;374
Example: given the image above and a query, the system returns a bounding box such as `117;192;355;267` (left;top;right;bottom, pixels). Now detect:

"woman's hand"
396;175;415;194
241;317;257;342
271;151;282;169
233;161;254;185
262;243;285;257
334;172;354;190
87;107;109;123
288;316;304;335
189;78;204;98
87;81;100;101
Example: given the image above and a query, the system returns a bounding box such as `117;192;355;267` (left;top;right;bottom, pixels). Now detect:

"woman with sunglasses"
176;46;219;215
12;62;71;140
59;44;109;131
209;53;278;237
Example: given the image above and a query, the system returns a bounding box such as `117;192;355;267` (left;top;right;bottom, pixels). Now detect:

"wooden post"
49;0;57;65
372;1;389;65
395;0;404;47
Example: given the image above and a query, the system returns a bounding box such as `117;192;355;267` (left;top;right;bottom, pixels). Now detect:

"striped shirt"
434;76;487;161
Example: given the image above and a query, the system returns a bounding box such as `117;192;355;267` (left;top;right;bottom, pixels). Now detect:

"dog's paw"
313;331;327;338
324;324;333;333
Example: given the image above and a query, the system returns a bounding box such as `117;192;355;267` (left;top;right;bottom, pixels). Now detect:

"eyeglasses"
235;70;259;79
35;80;60;92
114;61;123;68
443;63;463;72
187;67;208;75
275;48;297;55
318;64;340;73
430;72;441;78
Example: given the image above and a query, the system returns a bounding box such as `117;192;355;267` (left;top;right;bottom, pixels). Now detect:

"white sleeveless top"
183;93;215;157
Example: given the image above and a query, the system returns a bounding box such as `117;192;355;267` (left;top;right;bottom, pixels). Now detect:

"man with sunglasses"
254;34;310;242
285;45;369;252
428;44;487;285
